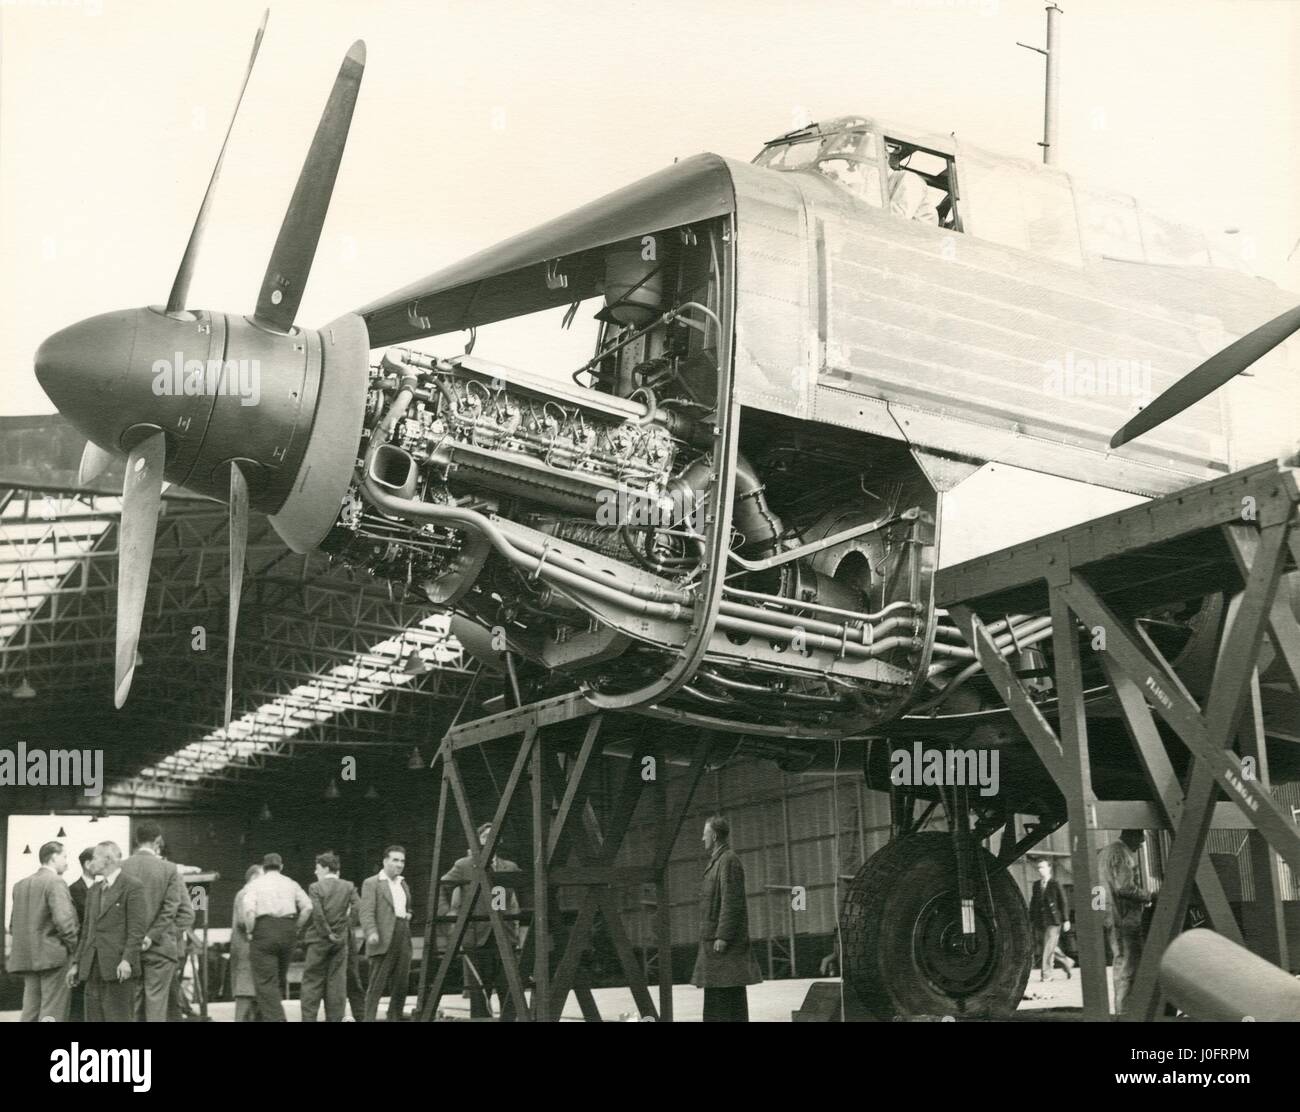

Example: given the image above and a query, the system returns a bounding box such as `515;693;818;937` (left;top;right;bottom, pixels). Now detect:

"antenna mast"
1017;3;1063;165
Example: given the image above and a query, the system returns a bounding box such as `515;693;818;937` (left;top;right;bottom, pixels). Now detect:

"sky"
2;0;1299;417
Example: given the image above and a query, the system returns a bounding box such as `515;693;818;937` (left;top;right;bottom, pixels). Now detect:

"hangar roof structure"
0;415;480;812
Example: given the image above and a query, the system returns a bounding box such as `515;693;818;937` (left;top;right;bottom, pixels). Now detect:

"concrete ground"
2;969;1107;1021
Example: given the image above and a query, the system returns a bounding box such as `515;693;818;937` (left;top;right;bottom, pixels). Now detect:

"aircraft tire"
840;832;1032;1019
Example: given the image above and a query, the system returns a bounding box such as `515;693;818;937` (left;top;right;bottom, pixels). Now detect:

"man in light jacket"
8;841;79;1021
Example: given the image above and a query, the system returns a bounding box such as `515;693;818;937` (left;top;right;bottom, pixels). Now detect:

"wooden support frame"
935;460;1300;1022
417;695;713;1021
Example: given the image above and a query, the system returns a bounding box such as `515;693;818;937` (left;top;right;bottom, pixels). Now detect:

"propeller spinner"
33;14;371;724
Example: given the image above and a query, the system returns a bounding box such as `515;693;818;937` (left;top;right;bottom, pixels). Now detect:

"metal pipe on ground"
1160;929;1300;1021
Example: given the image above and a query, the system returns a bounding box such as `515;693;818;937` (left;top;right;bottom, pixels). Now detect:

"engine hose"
619;522;698;573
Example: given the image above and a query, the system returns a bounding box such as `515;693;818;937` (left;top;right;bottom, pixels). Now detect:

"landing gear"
840;832;1032;1018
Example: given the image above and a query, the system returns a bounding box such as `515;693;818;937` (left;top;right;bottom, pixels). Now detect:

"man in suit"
69;841;147;1022
1028;857;1074;981
691;815;761;1021
359;845;414;1021
67;846;97;1021
8;841;79;1021
300;851;360;1022
68;847;95;925
441;822;522;1020
118;820;193;1021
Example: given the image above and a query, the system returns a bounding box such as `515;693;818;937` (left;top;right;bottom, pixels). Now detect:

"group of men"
1027;829;1155;1015
7;821;194;1022
236;844;416;1022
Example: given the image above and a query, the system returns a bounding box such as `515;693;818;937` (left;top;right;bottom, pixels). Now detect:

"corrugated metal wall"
596;755;891;962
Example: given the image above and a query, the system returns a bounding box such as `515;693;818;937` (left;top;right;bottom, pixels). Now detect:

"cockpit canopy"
753;116;962;231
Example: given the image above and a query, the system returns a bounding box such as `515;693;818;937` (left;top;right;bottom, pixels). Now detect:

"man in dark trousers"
67;846;96;1021
345;922;367;1021
692;815;761;1021
441;822;522;1020
69;841;147;1022
1099;828;1153;1015
359;845;414;1021
119;820;193;1021
241;852;312;1021
300;851;360;1022
1028;857;1073;981
8;841;79;1021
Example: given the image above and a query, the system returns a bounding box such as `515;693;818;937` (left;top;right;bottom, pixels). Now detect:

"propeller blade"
114;430;166;708
77;441;115;487
1111;303;1300;448
252;40;366;332
224;462;249;730
165;10;269;314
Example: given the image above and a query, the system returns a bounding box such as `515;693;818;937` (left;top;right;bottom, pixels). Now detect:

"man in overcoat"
692;815;761;1021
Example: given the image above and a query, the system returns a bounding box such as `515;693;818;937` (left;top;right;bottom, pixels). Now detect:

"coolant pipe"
722;587;918;624
928;616;1055;659
715;600;920;646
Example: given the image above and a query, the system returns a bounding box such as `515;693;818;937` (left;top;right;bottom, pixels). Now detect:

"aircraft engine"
317;346;958;737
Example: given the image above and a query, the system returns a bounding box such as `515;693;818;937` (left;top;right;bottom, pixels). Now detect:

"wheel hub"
912;892;999;997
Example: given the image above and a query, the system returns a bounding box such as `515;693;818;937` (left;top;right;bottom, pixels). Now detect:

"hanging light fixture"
12;676;37;699
56;826;67;838
406;747;424;771
403;649;431;676
324;778;340;801
364;784;379;801
22;844;32;855
259;801;272;821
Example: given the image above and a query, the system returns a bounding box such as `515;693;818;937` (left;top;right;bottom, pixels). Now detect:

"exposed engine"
315;341;957;735
310;218;1066;737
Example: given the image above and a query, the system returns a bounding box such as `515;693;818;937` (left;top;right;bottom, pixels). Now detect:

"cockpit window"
755;137;823;170
755;125;963;231
756;128;884;207
815;131;883;208
884;139;961;231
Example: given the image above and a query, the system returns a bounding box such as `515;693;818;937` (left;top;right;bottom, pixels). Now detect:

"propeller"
77;441;115;487
253;40;366;331
1110;303;1300;448
167;10;268;314
114;430;166;707
225;462;249;730
35;17;369;723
